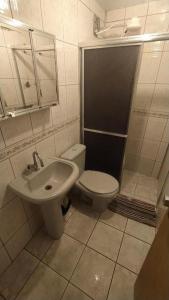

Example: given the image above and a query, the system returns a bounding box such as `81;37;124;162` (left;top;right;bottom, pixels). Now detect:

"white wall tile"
0;0;11;17
140;139;160;160
162;120;169;142
158;146;169;191
0;197;27;243
148;0;169;14
55;41;66;86
106;8;125;22
150;84;169;113
55;127;71;156
128;113;148;139
144;41;164;52
10;0;43;30
36;135;56;158
126;139;142;155
5;222;31;260
164;41;169;51
138;52;162;83
125;3;148;19
65;45;79;85
0;159;15;209
51;86;67;127
30;108;52;135
0;47;13;78
133;84;154;111
0;246;11;276
144;116;167;141
78;1;94;43
10;146;36;177
152;161;161;178
0;130;5;149
0;115;33;147
80;0;91;9
137;157;155;176
41;0;64;40
63;0;78;45
144;13;169;33
66;85;80;121
156;141;168;162
91;0;105;20
157;52;169;84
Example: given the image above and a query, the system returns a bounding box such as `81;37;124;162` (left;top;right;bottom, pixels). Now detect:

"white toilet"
61;144;119;212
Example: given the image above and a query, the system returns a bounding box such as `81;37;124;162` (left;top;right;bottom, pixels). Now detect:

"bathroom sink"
9;157;79;239
9;158;79;204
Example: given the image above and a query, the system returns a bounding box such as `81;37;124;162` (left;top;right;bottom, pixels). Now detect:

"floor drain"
45;185;52;190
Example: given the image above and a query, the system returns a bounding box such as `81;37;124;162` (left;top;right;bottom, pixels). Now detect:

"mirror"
32;31;58;106
0;16;58;120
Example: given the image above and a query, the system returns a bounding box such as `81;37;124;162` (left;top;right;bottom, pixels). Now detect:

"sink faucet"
27;151;44;172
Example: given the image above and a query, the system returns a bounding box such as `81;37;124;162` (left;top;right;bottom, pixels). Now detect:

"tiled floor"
121;169;158;205
0;202;156;300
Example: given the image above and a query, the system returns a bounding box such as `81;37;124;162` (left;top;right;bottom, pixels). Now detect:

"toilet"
61;144;119;212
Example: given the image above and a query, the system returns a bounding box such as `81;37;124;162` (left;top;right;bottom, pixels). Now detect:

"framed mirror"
32;31;59;106
0;16;58;120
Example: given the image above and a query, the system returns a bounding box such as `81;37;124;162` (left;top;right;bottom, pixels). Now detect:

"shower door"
82;45;140;180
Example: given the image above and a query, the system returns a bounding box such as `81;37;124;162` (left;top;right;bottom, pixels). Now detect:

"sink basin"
10;158;79;204
9;157;79;239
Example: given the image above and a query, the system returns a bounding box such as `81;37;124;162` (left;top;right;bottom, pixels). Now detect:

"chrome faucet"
27;151;44;172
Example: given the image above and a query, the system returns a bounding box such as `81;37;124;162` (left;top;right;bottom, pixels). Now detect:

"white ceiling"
97;0;148;11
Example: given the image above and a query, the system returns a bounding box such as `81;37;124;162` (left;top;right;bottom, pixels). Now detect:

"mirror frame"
0;15;59;120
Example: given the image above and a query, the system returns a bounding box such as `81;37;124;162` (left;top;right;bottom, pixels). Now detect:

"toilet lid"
79;170;119;194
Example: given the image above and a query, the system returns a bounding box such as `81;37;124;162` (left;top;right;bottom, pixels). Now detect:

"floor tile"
71;247;115;300
43;234;84;280
88;222;123;261
100;210;127;231
0;250;39;300
117;234;150;274
62;284;92;300
16;262;67;300
107;264;137;300
25;228;54;259
125;219;156;244
64;209;98;243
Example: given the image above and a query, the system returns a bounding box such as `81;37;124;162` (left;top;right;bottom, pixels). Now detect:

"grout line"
13;251;41;300
123;231;153;246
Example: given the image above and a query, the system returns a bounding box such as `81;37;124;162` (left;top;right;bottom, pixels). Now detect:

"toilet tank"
61;144;86;175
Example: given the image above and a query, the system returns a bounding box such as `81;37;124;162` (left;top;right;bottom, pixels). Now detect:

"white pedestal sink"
9;158;79;239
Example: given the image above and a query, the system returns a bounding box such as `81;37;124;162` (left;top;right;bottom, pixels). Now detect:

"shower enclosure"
82;44;140;180
81;33;169;223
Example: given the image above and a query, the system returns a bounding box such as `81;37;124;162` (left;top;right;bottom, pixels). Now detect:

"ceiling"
96;0;148;11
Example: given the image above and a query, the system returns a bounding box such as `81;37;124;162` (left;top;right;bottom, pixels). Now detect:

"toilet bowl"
61;144;119;212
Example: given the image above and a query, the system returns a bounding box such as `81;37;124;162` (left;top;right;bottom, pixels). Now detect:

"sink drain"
45;185;52;190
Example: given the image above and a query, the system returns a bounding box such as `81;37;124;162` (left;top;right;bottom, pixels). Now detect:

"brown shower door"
83;45;140;179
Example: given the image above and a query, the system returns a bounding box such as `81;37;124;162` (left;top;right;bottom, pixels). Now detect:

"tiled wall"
105;1;169;177
0;0;105;275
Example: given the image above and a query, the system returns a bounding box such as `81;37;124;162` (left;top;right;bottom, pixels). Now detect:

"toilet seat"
78;170;119;195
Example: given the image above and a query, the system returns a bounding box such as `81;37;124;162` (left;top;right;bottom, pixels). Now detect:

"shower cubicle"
80;33;169;224
82;44;140;181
